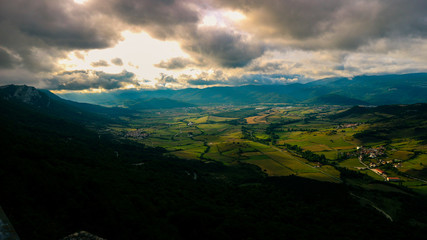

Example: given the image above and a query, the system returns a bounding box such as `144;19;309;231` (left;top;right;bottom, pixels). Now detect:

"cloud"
111;57;123;66
95;0;200;39
179;70;226;86
0;0;122;49
228;74;306;85
248;61;285;73
187;79;223;86
182;27;266;68
1;0;427;89
179;70;306;87
91;60;110;67
46;70;139;90
0;0;123;73
213;0;427;50
97;1;265;68
155;57;194;70
157;73;178;83
0;48;17;69
155;73;179;88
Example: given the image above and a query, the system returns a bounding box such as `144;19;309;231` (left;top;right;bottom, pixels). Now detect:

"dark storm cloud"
94;0;200;39
46;70;138;90
0;0;121;49
0;0;123;73
182;27;266;68
111;58;124;66
91;60;110;67
213;0;427;50
155;57;194;70
1;0;426;88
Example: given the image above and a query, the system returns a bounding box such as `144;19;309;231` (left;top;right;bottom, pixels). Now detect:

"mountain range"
58;73;427;107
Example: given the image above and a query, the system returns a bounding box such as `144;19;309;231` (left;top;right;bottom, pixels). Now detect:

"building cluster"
370;168;401;182
336;123;361;129
357;146;386;159
355;146;403;182
125;129;149;139
368;159;401;168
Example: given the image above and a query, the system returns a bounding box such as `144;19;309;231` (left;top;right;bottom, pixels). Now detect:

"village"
355;146;403;182
124;129;150;139
336;122;362;129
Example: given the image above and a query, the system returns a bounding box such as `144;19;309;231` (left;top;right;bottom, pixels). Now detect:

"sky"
0;0;426;92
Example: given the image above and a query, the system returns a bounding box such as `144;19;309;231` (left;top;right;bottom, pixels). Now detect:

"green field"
107;104;427;190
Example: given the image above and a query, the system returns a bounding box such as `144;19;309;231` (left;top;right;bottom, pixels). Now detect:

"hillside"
305;93;369;105
331;103;427;142
0;85;132;125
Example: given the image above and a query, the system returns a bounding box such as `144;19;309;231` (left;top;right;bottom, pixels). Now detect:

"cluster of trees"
241;126;270;144
265;124;280;144
284;144;328;165
278;119;300;125
336;151;352;161
225;118;247;125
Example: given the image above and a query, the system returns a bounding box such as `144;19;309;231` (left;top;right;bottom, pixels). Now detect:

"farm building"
386;177;401;182
371;169;385;175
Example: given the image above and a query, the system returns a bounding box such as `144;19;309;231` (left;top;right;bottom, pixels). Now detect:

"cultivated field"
109;104;427;193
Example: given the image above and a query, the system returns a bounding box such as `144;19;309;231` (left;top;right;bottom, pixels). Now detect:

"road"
350;193;393;221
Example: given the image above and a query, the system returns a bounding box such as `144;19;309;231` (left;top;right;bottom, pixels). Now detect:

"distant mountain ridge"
57;73;427;106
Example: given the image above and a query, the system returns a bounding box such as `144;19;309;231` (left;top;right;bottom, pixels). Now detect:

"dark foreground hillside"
1;90;427;239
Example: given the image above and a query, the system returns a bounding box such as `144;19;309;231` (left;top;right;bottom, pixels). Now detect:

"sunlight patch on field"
400;154;427;172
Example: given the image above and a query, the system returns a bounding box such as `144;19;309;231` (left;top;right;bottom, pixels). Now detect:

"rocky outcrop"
0;85;49;107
